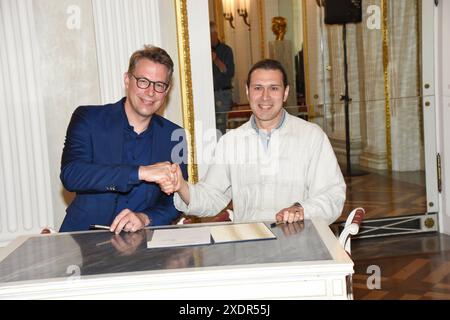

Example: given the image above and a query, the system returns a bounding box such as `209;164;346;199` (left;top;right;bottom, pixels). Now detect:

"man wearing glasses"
59;45;187;234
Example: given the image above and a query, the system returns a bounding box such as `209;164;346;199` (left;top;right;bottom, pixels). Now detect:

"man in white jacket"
163;59;346;225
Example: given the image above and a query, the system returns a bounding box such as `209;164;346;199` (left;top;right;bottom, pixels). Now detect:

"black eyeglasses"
130;74;169;93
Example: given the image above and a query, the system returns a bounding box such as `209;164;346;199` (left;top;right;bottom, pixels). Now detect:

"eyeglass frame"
129;74;170;93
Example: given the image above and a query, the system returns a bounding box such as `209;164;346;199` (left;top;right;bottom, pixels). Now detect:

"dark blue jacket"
59;98;188;232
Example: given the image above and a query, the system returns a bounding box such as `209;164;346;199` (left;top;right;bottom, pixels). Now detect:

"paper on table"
210;222;276;244
147;227;211;249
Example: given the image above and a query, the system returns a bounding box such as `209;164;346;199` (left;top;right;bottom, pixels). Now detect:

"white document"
210;222;276;244
147;227;211;249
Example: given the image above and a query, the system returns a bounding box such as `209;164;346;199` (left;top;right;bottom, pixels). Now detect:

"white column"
0;0;54;245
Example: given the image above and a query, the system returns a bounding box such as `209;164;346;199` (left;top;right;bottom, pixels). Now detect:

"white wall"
159;0;184;127
187;0;217;180
35;0;101;233
92;0;161;103
221;0;254;104
0;0;187;244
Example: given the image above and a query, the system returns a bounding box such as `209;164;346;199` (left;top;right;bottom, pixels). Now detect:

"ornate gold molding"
382;0;392;171
213;0;225;41
174;0;198;183
302;0;313;117
257;0;266;58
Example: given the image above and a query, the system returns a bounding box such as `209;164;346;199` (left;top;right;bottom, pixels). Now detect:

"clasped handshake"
138;161;185;196
136;161;303;230
106;161;184;235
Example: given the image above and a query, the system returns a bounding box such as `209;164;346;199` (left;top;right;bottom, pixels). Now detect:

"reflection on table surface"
0;220;331;284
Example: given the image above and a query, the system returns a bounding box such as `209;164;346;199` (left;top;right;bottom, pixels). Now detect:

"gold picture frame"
174;0;198;183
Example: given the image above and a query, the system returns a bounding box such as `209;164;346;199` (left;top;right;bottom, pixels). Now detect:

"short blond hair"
127;45;174;79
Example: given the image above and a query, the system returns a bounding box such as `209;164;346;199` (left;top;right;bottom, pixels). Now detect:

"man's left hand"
275;204;304;224
110;231;146;256
110;209;150;234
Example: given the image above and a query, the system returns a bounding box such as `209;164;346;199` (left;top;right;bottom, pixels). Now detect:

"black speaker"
324;0;362;25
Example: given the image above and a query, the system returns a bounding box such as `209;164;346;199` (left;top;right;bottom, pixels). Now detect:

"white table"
0;218;353;299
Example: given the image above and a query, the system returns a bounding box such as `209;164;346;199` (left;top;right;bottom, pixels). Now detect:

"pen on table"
95;239;112;246
270;221;285;228
89;224;111;231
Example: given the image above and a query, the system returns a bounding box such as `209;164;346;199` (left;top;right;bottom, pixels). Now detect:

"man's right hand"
138;162;175;184
140;162;189;201
159;164;190;203
159;163;184;194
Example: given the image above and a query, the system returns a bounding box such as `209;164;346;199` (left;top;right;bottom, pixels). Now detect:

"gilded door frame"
174;0;198;183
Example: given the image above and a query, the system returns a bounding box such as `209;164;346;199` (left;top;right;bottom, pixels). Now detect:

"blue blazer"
59;98;188;232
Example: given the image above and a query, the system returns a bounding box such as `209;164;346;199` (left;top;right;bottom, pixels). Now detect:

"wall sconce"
237;9;250;28
222;0;235;29
237;0;250;28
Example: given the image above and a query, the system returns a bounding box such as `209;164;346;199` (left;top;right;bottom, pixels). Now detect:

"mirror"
208;0;307;134
304;0;429;233
208;0;433;235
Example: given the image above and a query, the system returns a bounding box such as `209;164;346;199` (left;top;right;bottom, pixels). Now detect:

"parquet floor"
337;168;427;223
352;232;450;300
194;167;428;226
191;159;440;300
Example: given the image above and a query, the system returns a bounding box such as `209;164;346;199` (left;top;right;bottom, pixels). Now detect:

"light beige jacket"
174;113;346;225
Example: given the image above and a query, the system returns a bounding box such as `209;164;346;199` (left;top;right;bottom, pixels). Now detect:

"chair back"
40;227;57;234
338;207;365;255
177;209;234;225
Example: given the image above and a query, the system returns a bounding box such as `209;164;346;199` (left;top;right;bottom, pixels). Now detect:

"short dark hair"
246;59;288;87
127;45;174;80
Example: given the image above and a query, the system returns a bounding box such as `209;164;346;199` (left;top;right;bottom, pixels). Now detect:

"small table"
0;218;353;299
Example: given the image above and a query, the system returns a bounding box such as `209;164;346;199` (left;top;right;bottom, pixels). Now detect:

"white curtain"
304;0;423;171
